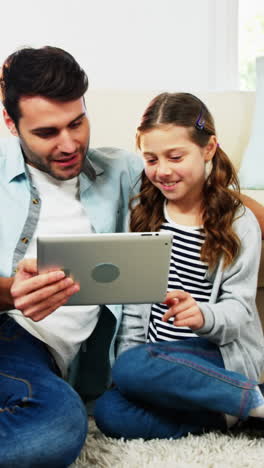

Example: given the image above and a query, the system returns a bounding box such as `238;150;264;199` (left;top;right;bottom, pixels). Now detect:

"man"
0;46;142;467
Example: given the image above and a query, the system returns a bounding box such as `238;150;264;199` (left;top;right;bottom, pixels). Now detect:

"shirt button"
21;237;29;244
32;198;39;204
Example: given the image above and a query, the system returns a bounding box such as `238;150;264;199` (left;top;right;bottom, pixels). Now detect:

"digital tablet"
37;232;173;305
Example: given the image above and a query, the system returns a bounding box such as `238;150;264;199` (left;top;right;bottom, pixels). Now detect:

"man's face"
9;96;90;180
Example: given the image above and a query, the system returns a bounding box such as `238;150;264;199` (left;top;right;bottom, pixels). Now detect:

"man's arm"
240;193;264;239
0;259;80;321
0;277;14;310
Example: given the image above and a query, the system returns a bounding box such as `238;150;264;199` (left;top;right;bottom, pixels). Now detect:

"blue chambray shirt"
0;136;143;366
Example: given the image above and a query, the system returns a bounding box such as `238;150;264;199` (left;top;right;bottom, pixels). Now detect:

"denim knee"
0;379;88;468
33;382;88;468
94;391;113;437
94;388;128;438
113;345;151;392
47;383;88;465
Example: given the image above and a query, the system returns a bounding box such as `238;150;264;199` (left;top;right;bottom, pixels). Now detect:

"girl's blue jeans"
0;314;87;468
95;338;258;440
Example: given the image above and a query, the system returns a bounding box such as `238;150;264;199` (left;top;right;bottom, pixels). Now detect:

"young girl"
95;92;264;439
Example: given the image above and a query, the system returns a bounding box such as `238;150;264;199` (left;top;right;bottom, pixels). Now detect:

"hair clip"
195;107;205;131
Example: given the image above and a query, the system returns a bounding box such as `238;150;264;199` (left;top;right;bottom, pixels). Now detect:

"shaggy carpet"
71;418;264;468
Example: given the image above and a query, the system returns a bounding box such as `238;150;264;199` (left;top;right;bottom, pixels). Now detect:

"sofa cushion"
241;189;264;206
238;57;264;190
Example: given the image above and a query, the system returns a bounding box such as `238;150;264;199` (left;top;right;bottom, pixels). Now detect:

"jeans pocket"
0;372;32;412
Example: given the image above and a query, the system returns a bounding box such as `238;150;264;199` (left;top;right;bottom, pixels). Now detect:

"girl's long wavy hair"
130;92;242;270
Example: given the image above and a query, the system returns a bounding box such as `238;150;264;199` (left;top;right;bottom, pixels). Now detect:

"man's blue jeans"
0;314;87;468
95;338;258;440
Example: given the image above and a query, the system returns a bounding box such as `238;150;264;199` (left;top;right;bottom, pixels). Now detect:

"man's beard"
21;144;88;181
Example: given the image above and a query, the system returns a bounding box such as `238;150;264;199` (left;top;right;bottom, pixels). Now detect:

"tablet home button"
92;263;120;283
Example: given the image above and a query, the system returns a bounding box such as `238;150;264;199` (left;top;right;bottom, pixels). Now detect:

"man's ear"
3;109;18;136
204;135;217;162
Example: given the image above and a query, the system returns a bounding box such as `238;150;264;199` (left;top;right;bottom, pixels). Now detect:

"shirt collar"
85;149;104;178
5;137;27;182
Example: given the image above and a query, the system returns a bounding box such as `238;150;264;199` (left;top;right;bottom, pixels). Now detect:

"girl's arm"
197;208;262;345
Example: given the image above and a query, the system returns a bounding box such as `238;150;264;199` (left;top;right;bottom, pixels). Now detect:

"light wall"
0;0;238;91
0;89;255;172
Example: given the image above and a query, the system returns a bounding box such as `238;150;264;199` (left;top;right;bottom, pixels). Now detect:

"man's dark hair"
0;46;89;126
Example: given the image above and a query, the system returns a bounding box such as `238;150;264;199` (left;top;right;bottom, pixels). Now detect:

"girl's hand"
162;290;205;330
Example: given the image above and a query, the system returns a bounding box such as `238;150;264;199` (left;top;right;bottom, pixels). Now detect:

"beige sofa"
1;90;264;329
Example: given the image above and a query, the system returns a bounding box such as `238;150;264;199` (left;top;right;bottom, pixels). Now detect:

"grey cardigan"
116;207;264;382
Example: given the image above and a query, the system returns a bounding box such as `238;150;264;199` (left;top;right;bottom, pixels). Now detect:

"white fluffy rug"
71;419;264;468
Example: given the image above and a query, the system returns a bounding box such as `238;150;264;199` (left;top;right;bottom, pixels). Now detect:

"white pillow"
239;56;264;189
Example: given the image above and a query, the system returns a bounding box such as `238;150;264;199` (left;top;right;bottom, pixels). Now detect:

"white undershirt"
25;165;93;255
10;165;100;376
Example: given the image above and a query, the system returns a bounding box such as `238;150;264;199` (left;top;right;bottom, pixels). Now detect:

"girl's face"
139;124;216;209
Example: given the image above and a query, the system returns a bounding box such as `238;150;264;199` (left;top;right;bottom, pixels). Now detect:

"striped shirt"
147;209;212;343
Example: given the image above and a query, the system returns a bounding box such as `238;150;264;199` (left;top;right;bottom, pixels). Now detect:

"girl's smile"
156;180;182;191
140;124;216;211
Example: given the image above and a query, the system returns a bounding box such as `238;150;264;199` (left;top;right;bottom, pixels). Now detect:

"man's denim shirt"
0;137;143;364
